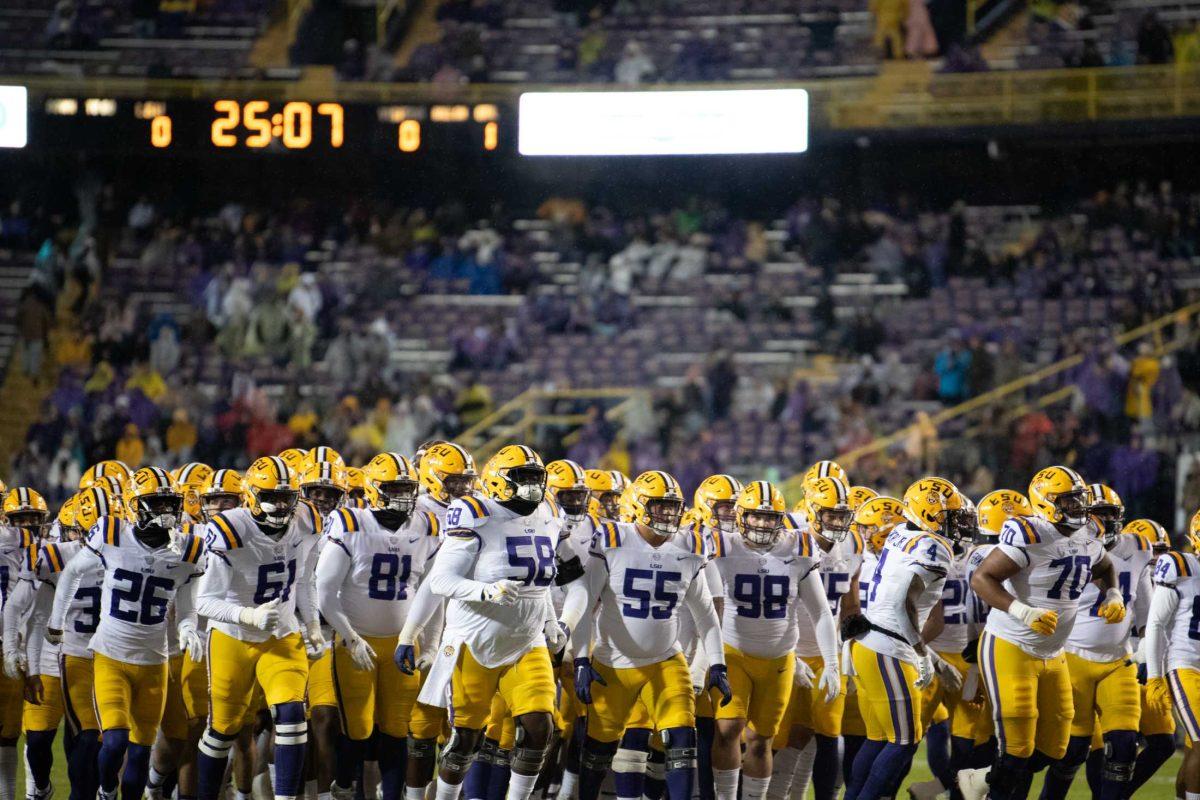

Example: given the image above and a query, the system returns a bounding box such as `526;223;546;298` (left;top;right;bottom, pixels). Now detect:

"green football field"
12;735;1188;798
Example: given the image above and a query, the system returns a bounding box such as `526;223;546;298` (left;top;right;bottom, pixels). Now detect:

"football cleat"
1028;466;1089;527
619;471;685;538
693;474;744;535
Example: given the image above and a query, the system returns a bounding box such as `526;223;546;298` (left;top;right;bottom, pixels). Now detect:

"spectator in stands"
934;334;972;403
166;407;197;462
1138;11;1174;64
870;0;908;58
905;0;938;57
1125;341;1161;425
44;0;79;47
16;285;54;381
615;41;655;85
115;423;146;467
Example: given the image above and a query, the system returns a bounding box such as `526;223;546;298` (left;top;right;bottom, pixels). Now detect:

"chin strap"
501;497;541;516
372;508;411;530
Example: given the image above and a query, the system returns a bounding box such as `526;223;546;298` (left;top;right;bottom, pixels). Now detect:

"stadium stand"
3;181;1199;525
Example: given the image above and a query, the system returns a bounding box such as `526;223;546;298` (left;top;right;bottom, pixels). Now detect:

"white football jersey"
431;494;559;667
83;517;205;664
858;549;878;614
964;541;996;627
672;523;720;673
983;515;1106;659
1067;533;1153;662
38;539;105;661
200;502;323;642
320;506;440;637
0;525;36;611
588;520;711;669
1150;551;1200;673
860;524;953;664
928;548;971;655
712;526;822;659
800;523;866;658
416;494;454;534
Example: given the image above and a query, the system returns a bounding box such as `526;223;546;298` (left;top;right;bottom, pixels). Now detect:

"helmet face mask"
375;479;418;515
947;506;979;543
813;507;853;542
254;488;299;528
741;509;783;547
136;493;183;530
505;465;547;503
302;484;345;518
7;510;48;533
441;473;477;499
595;490;621;519
1051;488;1089;528
1091;503;1124;547
555;488;590;522
644;498;684;538
711;500;737;534
201;492;240;520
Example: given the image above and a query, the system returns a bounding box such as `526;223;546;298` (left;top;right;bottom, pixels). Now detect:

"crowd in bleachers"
3;180;1200;525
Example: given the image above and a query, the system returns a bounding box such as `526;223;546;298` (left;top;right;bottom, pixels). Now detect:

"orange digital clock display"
210;100;344;149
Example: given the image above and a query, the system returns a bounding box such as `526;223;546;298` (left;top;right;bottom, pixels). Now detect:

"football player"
561;470;728;800
316;452;439;800
278;448;309;477
345;467;368;507
79;460;132;493
194;456;325;800
1143;510;1200;800
47;467;206;800
1039;486;1150;800
583;469;627;521
842;477;960;800
175;462;216;525
965;467;1124;800
0;487;48;798
774;475;862;800
416;446;562;800
709;481;838;800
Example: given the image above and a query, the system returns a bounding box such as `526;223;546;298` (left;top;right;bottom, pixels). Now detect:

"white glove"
415;648;435;672
238;598;282;632
481;579;522;606
930;651;963;693
2;652;23;680
915;653;935;689
178;621;205;662
1133;637;1146;665
818;665;841;703
1007;600;1058;636
346;636;377;671
793;657;816;688
304;622;327;659
544;619;570;652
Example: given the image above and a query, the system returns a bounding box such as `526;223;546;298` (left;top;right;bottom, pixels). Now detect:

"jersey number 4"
109;568;173;625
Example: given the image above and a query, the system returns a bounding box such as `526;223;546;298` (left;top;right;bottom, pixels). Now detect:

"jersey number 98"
733;574;790;619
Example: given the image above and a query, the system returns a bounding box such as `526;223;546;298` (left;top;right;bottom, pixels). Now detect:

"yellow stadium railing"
6;64;1200;130
782;300;1200;494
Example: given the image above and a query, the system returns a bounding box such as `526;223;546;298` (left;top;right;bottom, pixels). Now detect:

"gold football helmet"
1087;483;1124;546
901;477;963;537
243;456;299;528
1189;510;1200;555
299;460;348;518
307;446;345;470
125;467;183;529
480;446;546;504
854;496;906;554
546;459;590;523
1029;466;1089;527
55;495;80;541
363;453;419;515
1125;519;1169;556
201;469;243;521
585;469;627;520
802;476;853;544
847;486;878;512
173;462;214;522
75;486;116;533
419;443;477;504
734;480;786;547
79;460;131;491
277;448;308;476
619;471;685;538
413;440;447;473
693;474;744;535
345;467;366;503
977;490;1033;537
3;487;49;533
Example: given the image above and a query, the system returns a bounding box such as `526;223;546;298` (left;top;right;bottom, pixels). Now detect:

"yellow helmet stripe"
724;475;737;496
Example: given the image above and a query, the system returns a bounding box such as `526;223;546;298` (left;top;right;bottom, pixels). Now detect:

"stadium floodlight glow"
0;86;28;149
518;89;808;156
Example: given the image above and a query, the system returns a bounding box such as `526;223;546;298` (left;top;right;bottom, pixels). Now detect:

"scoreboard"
31;95;505;155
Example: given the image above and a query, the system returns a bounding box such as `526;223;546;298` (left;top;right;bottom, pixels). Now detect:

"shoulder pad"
298;499;323;535
423;511;440;538
1126;533;1151;552
999;517;1042;548
40;543;65;575
459;495;489;521
903;532;952;563
1154;551;1192;584
207;512;244;550
88;516;122;549
595;521;622;549
782;512;803;531
848;528;866;555
333;507;361;535
179;534;205;565
543;496;560;518
710;528;727;558
798;531;819;559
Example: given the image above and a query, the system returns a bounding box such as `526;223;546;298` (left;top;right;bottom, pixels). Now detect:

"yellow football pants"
919;650;980;740
978;632;1072;759
784;654;846;738
61;655;99;734
842;689;866;738
333;633;420;740
1140;683;1175;736
1063;652;1140;737
485;693;518;750
586;653;695;743
206;630;309;736
22;675;63;733
717;646;794;739
0;671;24;739
1168;668;1200;745
308;648;337;709
450;645;555;730
92;652;169;746
850;642;922;745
